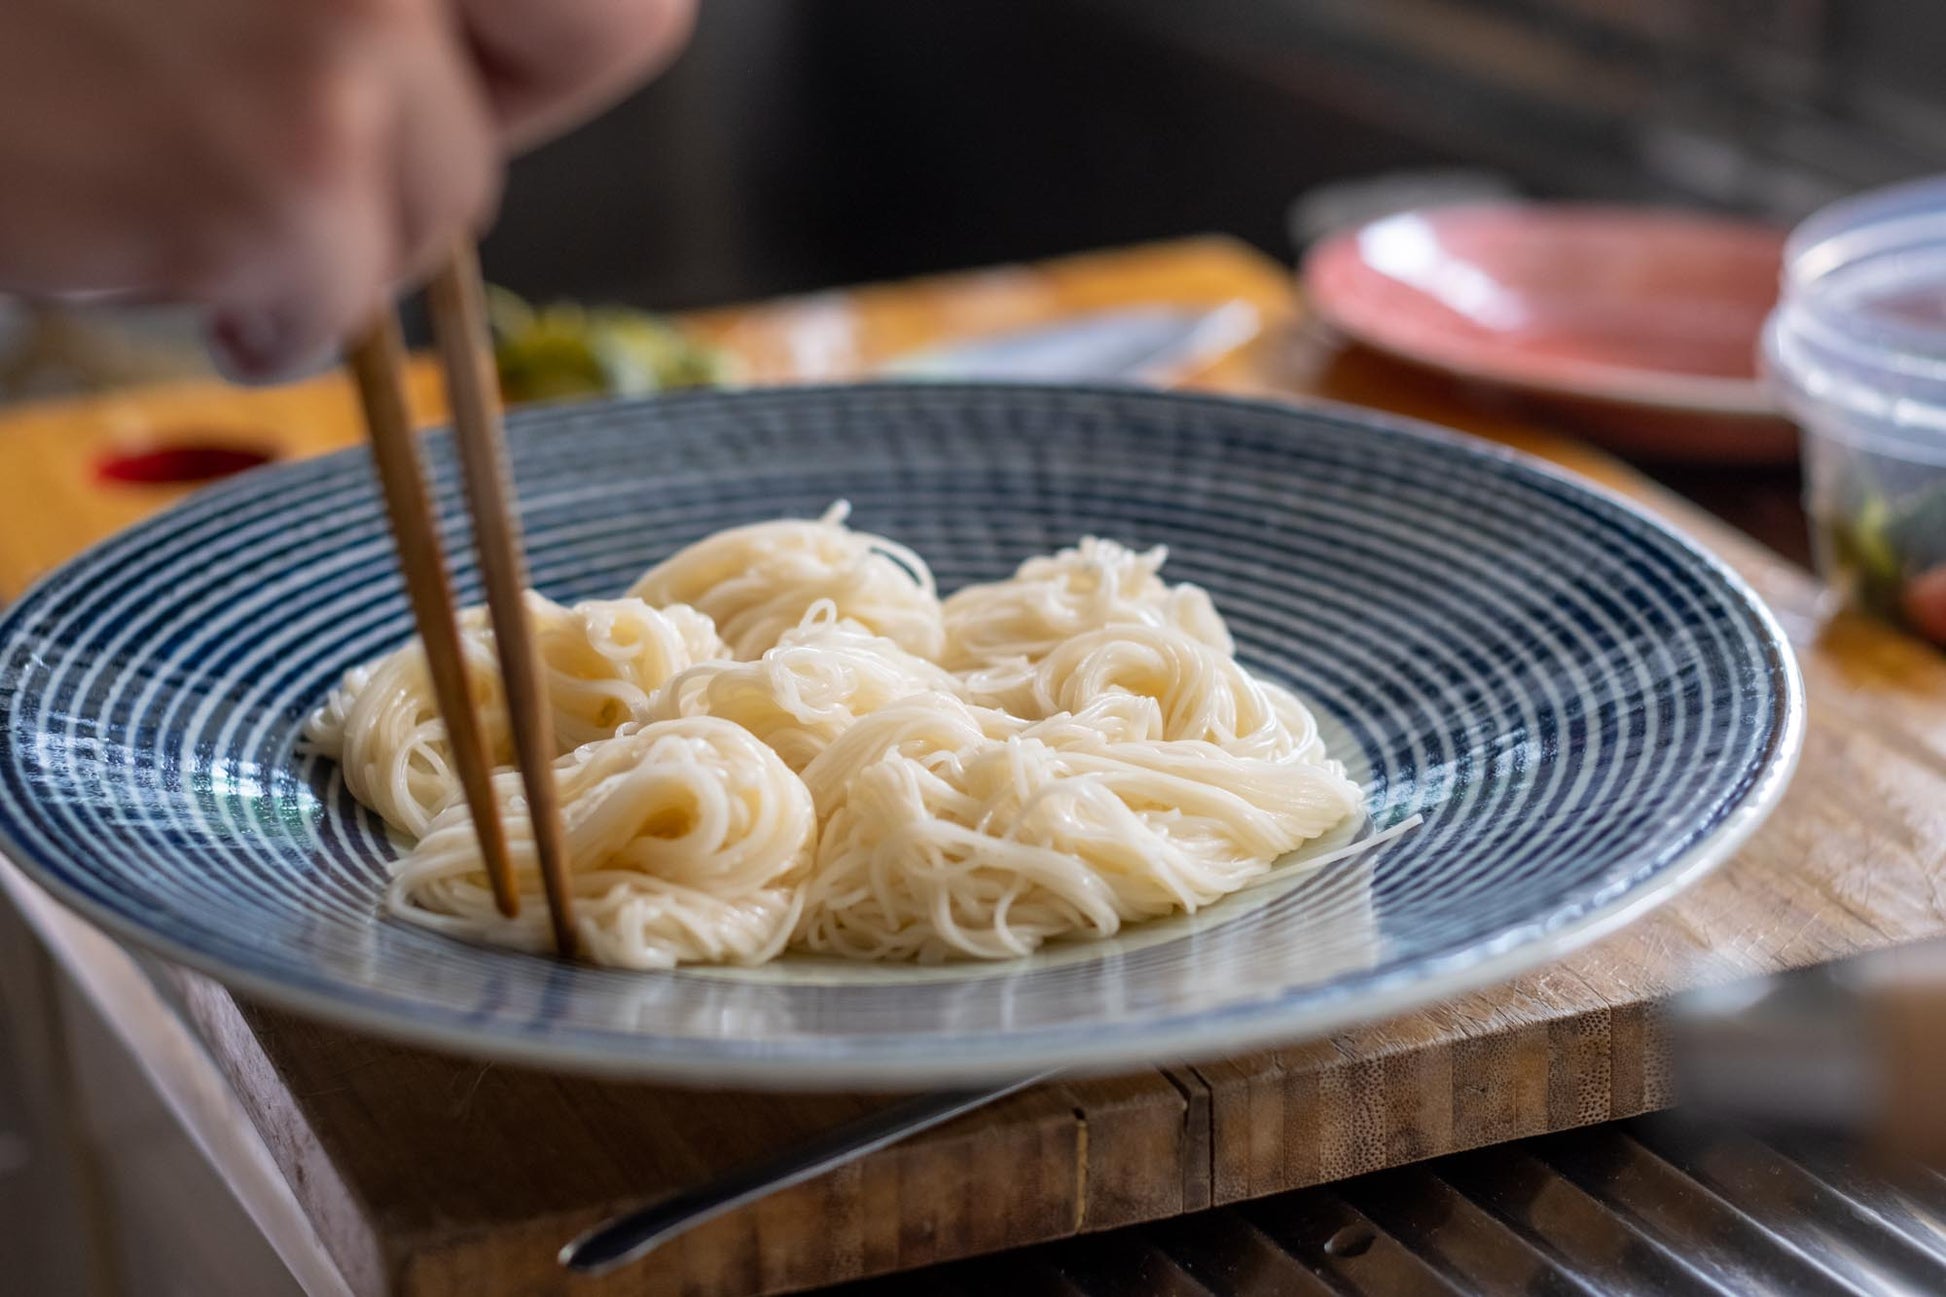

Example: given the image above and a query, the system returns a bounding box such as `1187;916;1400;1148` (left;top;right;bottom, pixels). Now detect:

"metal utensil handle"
560;1073;1052;1276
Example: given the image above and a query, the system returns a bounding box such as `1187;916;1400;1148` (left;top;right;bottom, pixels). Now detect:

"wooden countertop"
2;237;1943;1297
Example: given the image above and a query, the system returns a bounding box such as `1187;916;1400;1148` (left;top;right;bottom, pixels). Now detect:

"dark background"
481;0;1946;311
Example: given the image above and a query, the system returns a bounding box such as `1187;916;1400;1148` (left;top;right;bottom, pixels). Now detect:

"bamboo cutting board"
2;239;1943;1297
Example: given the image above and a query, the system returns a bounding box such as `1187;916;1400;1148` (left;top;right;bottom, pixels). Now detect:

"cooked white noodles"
796;694;1360;961
647;602;962;771
389;717;816;968
941;537;1232;670
629;501;944;661
303;594;722;835
960;623;1328;764
315;506;1365;968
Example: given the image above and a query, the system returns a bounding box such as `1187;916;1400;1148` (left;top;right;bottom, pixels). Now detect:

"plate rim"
0;382;1806;1087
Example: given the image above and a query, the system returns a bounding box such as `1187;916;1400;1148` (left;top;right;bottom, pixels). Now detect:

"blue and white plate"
0;385;1801;1086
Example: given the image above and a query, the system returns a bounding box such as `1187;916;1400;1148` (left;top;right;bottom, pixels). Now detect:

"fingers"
0;0;692;383
205;139;393;381
384;7;503;286
457;0;696;148
206;5;500;381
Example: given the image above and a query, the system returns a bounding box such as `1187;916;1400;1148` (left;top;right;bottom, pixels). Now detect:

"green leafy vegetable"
487;287;735;405
1824;493;1902;617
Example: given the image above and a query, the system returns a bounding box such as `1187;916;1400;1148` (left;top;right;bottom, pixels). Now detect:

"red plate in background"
1304;204;1796;463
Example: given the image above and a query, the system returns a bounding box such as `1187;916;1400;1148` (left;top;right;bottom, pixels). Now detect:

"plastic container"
1766;177;1946;646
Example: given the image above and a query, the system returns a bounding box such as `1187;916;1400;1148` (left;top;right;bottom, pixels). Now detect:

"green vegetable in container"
487;287;736;405
1823;493;1903;617
1820;464;1946;646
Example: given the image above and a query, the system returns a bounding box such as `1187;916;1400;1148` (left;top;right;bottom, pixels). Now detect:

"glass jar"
1766;177;1946;646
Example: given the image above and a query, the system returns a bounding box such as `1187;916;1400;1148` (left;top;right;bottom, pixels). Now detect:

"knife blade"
879;301;1259;385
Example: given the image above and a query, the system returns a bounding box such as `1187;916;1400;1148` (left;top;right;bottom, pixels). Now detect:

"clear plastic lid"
1767;176;1946;462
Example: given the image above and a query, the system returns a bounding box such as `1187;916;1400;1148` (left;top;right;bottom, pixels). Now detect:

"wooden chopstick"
345;243;578;957
425;243;577;959
345;313;522;920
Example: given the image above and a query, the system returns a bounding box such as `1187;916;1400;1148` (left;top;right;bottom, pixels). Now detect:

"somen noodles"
308;505;1363;966
304;593;723;836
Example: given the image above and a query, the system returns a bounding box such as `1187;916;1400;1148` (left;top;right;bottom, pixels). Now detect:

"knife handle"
1866;947;1946;1164
1670;940;1946;1162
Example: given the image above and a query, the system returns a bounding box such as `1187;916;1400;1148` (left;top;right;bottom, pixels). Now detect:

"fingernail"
207;308;331;385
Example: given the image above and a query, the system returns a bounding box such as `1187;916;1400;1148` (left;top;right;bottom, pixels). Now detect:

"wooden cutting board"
2;238;1943;1297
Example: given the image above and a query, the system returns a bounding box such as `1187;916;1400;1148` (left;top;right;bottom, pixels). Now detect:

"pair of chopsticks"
345;243;577;957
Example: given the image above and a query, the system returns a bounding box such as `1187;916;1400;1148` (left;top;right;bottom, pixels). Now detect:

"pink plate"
1305;204;1792;455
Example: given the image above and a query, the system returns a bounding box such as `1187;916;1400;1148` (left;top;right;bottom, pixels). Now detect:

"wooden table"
1;238;1943;1297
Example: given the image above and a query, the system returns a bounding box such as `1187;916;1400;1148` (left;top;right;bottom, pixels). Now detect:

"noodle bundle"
312;504;1365;969
629;502;944;660
648;602;962;770
304;594;723;834
941;537;1232;669
797;695;1362;961
390;717;817;968
959;623;1329;764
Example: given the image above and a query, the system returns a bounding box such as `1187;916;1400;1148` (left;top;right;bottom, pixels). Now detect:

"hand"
0;0;694;379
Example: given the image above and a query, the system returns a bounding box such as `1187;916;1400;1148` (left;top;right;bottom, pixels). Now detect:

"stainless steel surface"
561;1074;1050;1276
814;1112;1946;1296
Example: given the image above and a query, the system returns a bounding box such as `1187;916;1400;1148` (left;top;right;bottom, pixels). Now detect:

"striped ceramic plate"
0;385;1801;1085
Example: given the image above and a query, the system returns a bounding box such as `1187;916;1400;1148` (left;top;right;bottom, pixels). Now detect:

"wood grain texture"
1;238;1942;1297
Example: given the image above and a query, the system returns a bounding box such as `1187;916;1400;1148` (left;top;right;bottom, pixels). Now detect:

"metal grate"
822;1112;1946;1296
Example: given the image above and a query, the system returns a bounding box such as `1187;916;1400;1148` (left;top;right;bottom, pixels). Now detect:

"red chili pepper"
1900;564;1946;646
